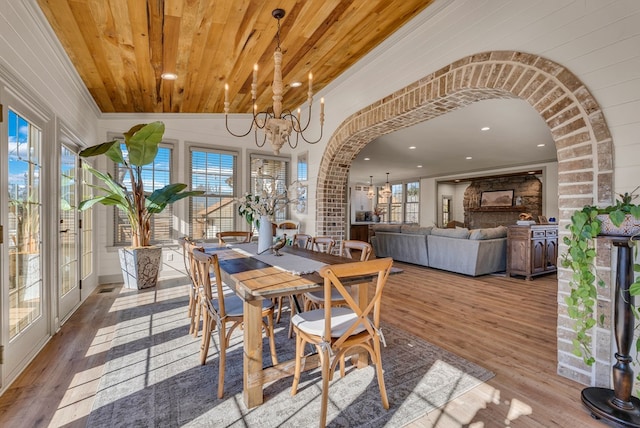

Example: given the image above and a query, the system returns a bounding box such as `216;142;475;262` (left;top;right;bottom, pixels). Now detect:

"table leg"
243;298;264;408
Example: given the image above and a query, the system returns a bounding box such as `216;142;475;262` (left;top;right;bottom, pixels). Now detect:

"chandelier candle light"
224;8;324;155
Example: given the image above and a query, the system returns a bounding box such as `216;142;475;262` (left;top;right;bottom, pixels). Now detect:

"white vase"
257;215;273;254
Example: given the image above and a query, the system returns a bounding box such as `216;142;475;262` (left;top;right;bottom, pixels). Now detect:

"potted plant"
79;121;203;289
562;187;640;364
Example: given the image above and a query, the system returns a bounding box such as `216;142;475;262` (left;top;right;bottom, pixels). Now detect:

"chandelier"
381;172;392;199
367;176;375;199
224;8;324;155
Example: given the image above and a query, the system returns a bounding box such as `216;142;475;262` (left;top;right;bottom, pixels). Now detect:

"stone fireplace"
463;176;542;228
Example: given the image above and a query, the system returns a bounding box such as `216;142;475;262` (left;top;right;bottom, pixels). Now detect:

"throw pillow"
469;225;508;240
430;227;470;239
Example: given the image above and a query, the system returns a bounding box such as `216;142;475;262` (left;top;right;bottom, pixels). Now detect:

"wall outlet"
166;253;173;261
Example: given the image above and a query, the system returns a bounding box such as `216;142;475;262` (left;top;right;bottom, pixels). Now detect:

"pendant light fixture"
381;172;392;199
223;8;325;155
367;175;375;199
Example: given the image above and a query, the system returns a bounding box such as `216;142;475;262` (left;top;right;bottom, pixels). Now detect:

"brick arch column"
316;50;613;386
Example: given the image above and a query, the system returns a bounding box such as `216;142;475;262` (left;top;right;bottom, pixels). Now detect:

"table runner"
228;242;326;275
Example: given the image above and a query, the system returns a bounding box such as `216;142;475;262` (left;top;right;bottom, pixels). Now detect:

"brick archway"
317;50;613;385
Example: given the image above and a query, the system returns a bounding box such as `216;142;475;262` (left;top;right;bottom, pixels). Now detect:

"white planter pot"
118;246;162;289
597;214;640;237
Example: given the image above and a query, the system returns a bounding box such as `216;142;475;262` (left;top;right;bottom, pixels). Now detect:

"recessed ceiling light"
417;165;423;168
290;81;302;88
481;126;490;131
161;72;178;80
455;179;461;182
537;143;545;147
528;171;536;174
409;146;416;150
466;156;473;160
364;157;370;161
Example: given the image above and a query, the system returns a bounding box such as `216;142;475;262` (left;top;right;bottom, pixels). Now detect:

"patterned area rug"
87;279;493;427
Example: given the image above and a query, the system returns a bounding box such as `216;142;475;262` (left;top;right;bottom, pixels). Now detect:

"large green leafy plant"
79;122;203;247
562;187;640;365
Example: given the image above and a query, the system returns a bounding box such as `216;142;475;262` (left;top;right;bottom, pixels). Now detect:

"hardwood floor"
0;263;600;427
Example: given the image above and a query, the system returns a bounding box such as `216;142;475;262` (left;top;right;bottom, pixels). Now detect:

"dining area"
180;232;393;427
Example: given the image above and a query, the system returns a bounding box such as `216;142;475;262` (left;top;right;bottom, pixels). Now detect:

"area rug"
87;278;493;427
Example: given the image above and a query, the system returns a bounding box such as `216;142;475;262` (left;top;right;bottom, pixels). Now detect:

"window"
190;148;237;240
113;143;173;245
442;195;452;227
405;181;420;223
378;180;420;223
250;154;289;223
389;183;403;223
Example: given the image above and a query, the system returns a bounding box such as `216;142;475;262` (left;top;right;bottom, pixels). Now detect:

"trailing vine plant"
561;187;640;366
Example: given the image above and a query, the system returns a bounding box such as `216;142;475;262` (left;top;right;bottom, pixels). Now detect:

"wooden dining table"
205;243;381;408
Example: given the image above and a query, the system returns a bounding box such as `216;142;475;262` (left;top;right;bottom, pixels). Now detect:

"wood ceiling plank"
162;15;181;112
70;0;128;111
179;0;233;112
37;0;116;111
127;0;157;112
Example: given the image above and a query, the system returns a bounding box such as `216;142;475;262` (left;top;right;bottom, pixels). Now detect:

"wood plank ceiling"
37;0;435;114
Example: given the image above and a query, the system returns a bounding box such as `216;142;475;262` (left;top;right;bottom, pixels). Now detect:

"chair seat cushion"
305;288;345;302
292;307;366;338
212;294;273;317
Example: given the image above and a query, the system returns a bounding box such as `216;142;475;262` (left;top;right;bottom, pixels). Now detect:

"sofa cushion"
372;224;402;233
431;227;470;239
400;224;432;235
469;225;508;240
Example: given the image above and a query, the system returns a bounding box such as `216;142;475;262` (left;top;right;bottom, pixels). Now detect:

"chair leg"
287;295;296;339
218;325;227;399
199;311;211;365
266;310;278;365
291;331;304;395
275;297;283;323
193;299;202;338
187;293;195;333
319;348;331;428
373;338;389;409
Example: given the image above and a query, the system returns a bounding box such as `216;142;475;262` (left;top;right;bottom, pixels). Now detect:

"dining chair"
189;245;278;398
311;236;335;254
339;239;372;261
179;236;201;337
292;233;312;249
290;257;394;427
216;231;252;244
304;239;373;311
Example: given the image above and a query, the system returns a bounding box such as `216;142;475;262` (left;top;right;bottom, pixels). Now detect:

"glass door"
59;144;80;320
2;106;48;384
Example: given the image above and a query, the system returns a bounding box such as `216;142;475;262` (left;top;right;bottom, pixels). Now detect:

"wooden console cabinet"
506;224;558;280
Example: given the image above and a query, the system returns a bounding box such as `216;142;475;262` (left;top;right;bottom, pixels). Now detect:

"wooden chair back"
292;233;312;249
178;236;194;276
190;245;225;318
216;231;252;244
319;257;393;352
312;236;336;254
340;239;372;261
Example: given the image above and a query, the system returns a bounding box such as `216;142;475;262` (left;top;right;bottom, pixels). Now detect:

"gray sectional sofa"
370;223;508;276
